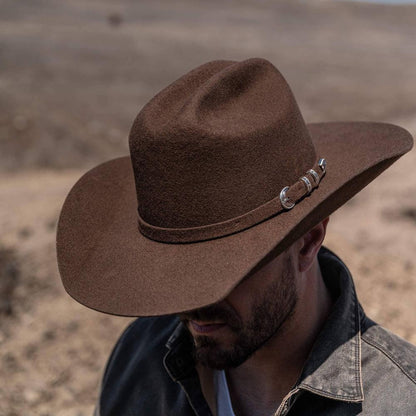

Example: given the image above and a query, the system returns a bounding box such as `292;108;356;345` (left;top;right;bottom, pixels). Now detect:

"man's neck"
225;261;333;416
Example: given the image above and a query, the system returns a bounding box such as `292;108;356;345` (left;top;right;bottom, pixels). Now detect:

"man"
57;58;415;415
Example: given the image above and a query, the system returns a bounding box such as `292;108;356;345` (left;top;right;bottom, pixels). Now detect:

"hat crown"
129;58;316;229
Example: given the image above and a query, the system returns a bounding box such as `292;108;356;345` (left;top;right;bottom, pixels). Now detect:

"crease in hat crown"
128;58;324;243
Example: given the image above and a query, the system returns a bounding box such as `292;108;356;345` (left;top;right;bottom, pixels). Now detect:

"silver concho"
307;169;320;185
300;176;312;194
280;186;295;210
318;158;327;173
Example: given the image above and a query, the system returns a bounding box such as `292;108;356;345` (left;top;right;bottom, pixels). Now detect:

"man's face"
179;250;299;369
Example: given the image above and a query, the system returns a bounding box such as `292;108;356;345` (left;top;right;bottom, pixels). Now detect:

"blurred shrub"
0;245;19;315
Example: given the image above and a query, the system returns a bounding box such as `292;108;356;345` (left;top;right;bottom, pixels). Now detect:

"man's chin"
194;341;252;369
195;347;234;370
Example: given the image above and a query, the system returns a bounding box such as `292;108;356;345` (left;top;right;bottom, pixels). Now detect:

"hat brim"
56;122;412;316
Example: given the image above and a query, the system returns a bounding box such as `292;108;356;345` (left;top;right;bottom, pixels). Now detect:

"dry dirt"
0;1;416;415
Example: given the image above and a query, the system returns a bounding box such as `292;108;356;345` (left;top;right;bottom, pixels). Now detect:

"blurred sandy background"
0;0;415;415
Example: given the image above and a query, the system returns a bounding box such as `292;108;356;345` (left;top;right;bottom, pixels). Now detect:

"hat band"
138;158;327;243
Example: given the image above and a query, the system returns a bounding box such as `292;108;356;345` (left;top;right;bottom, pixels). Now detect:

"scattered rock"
2;352;22;372
400;206;416;223
107;12;123;27
18;227;33;239
42;329;56;341
24;343;38;359
50;370;71;387
404;261;414;272
46;219;57;232
66;320;80;333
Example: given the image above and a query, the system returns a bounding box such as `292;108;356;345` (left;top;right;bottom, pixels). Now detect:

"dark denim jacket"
96;247;416;415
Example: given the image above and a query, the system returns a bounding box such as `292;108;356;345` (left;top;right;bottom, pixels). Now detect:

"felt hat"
56;58;413;317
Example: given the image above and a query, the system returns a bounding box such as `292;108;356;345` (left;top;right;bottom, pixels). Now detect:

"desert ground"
0;0;415;415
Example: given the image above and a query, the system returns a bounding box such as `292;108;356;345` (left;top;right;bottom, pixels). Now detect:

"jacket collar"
164;246;364;404
164;321;196;382
297;247;364;402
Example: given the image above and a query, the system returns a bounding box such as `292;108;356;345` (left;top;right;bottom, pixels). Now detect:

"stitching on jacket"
350;282;363;398
298;384;363;402
361;335;416;385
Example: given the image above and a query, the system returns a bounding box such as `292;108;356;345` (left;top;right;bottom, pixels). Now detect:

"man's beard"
179;255;298;369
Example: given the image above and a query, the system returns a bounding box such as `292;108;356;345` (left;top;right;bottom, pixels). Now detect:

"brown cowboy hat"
56;58;413;317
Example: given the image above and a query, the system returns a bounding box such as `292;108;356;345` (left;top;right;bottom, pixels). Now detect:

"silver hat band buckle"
279;158;327;210
279;186;295;210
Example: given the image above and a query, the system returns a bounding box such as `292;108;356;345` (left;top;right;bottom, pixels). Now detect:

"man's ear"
298;218;329;272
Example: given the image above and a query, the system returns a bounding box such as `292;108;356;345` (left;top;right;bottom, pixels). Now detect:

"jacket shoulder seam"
362;334;416;385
